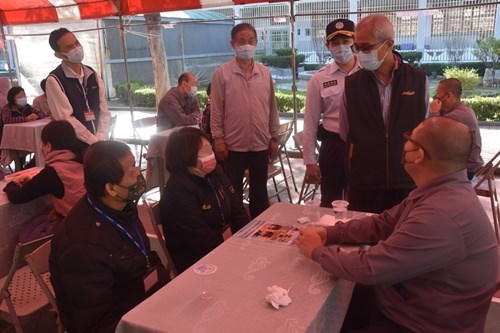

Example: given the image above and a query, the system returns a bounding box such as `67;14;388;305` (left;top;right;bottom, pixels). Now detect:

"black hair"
83;141;132;198
231;23;257;40
49;28;71;52
7;86;24;105
165;127;210;173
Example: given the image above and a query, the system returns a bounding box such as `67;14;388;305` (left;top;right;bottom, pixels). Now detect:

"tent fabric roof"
0;0;286;26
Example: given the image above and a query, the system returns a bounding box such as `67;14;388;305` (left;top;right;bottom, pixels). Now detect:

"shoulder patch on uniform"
201;203;211;210
323;80;338;88
402;90;415;96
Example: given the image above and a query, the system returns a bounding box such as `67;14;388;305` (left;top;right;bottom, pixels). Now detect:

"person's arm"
216;169;250;233
303;76;322;165
4;166;64;203
30;105;47;119
163;92;198;127
210;70;228;160
95;74;110;141
46;75;99;145
2;104;28;124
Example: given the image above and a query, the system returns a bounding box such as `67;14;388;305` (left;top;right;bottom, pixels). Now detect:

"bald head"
356;14;395;41
415;117;471;173
438;78;462;98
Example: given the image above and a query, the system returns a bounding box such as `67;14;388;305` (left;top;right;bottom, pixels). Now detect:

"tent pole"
119;14;136;127
289;0;297;134
0;25;15;84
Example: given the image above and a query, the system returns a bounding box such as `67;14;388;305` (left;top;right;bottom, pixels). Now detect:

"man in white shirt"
303;19;360;207
46;28;110;147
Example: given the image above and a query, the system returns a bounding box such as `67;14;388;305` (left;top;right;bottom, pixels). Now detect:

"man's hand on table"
296;226;327;259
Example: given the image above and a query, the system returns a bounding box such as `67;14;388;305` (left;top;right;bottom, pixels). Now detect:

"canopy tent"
0;0;287;26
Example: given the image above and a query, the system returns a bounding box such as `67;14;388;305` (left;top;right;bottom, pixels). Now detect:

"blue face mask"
357;40;388;71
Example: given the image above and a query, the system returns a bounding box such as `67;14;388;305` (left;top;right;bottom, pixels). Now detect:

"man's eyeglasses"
352;40;386;53
403;131;431;160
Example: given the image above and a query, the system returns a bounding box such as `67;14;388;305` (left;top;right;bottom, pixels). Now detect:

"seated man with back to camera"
159;127;250;273
50;141;169;333
297;116;498;333
156;72;201;132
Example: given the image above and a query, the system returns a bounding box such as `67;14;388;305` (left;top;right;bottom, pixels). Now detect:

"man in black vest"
339;14;429;214
46;28;110;147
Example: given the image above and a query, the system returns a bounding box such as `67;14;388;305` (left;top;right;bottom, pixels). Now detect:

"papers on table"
236;220;300;245
4;167;42;184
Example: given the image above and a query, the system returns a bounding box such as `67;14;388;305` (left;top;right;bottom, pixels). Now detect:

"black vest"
49;65;100;134
345;52;427;189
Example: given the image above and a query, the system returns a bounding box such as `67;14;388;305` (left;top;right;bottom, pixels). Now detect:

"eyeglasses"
403;131;431;160
352;40;386;53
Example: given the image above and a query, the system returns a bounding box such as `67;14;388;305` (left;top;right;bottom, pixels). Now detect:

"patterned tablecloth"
116;202;364;333
0;118;50;168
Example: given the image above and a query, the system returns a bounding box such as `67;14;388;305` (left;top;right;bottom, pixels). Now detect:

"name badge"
143;266;159;292
84;111;96;121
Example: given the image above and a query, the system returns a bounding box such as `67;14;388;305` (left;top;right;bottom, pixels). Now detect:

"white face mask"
188;85;198;98
329;44;354;65
235;44;256;60
64;45;84;64
15;97;27;107
357;40;388;71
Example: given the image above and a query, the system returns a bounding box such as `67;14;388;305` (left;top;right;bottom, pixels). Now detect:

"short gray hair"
357;14;395;42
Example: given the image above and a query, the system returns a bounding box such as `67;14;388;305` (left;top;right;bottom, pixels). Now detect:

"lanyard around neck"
87;195;149;265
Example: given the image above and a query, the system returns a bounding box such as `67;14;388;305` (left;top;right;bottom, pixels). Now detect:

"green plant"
275;91;305;113
473;37;500;71
463;96;500;121
443;67;480;97
132;87;155;107
197;91;208;110
115;80;143;103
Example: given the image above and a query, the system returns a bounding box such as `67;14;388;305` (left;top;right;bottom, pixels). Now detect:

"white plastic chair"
24;239;64;333
0;235;54;333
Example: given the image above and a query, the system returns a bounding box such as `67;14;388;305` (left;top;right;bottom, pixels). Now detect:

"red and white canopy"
0;0;286;26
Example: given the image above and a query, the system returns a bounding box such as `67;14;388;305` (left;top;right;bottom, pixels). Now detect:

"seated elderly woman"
4;120;85;241
1;86;45;124
159;127;250;273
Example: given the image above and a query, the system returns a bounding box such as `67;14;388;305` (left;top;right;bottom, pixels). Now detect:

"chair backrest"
107;115;117;140
278;120;294;134
142;188;178;278
24;239;59;316
271;127;293;165
133;115;158;140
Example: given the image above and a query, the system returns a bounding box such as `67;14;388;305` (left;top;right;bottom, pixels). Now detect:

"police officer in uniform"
302;19;360;207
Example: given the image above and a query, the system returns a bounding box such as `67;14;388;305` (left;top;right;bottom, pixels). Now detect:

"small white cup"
331;200;349;219
303;199;321;223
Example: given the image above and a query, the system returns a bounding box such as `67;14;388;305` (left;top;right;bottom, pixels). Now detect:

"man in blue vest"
46;28;110;147
339;14;429;214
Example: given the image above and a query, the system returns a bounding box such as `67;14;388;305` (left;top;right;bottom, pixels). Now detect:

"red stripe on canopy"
0;0;288;26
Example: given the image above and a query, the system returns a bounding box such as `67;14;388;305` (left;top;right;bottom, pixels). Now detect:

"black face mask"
116;173;147;204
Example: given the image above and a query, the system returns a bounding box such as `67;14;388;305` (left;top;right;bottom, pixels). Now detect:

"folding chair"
106;115;118;141
24;239;64;333
0;235;54;333
116;115;157;168
473;149;500;243
278;120;298;192
293;131;321;204
142;188;178;278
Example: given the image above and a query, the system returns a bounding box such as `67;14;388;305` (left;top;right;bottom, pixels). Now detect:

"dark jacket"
159;166;250;273
49;64;100;134
50;195;157;333
345;51;427;189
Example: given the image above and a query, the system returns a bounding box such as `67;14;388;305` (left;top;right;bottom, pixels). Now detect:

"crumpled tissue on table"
316;214;343;226
265;285;292;310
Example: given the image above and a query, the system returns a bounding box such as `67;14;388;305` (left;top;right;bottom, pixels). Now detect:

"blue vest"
49;65;100;134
